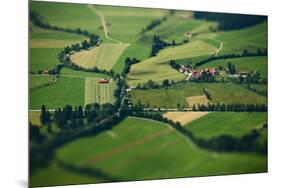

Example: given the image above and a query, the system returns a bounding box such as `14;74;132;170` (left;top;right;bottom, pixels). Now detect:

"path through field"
214;39;223;56
88;5;122;44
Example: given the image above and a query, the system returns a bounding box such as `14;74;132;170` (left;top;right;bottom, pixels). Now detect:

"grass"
84;78;116;105
29;76;84;109
30;116;267;187
30;162;104;188
60;67;110;78
70;43;129;70
199;56;267;79
95;5;168;44
216;22;267;55
29;48;62;72
30;1;105;40
185;112;267;139
29;75;54;88
143;11;217;43
129;82;267;108
127;40;217;86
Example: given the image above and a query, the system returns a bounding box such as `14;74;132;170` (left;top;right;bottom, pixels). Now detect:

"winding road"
88;5;123;44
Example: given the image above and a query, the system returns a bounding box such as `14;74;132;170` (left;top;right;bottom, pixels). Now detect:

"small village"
178;64;250;81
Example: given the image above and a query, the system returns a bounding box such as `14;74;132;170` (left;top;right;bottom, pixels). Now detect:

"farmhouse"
98;78;109;84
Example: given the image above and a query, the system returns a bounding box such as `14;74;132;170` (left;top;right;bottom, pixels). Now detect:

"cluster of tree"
190;70;216;82
192;102;267;112
195;127;267;154
172;120;267;155
150;36;190;57
122;57;140;76
63;36;100;54
113;77;127;110
40;105;51;125
169;60;181;70
229;71;267;84
150;35;170;56
30;102;128;173
193;11;267;31
30;11;99;38
135;79;174;90
141;17;167;33
245;84;267;96
194;48;267;67
227;62;236;74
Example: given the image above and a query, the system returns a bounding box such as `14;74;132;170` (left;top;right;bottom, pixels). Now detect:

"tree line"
192;102;267;112
30;11;99;39
122;57;140;77
129;111;267;155
194;48;267;67
193;11;267;31
150;35;189;57
141;17;167;33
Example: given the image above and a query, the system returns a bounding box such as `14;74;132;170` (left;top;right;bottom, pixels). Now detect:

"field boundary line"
129;116;219;158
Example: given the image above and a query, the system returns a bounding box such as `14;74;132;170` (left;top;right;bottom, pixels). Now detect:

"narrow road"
214;39;223;57
88;5;123;44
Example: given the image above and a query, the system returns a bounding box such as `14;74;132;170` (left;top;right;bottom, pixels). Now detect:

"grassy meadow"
129;82;267;108
185;112;267;139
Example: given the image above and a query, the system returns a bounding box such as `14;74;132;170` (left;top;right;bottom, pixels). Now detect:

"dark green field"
31;117;267;187
185;112;267;139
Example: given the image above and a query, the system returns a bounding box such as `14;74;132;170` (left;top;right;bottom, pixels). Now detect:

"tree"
162;79;169;88
40;105;47;125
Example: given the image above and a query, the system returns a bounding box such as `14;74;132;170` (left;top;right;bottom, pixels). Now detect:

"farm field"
29;117;266;186
29;75;54;89
129;82;267;108
195;22;267;56
70;43;129;70
185;112;267;139
29;1;268;187
199;56;267;79
127;40;217;86
29;76;84;109
84;78;115;104
163;111;209;125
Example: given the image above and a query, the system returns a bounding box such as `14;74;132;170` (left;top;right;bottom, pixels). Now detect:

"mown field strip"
163;112;210;125
85;78;115;105
70;43;129;71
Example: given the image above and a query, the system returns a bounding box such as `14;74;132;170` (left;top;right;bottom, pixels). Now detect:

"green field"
185;112;267;139
84;78;116;104
60;67;110;78
29;48;63;72
30;1;105;39
214;22;267;55
199;56;267;79
70;43;129;70
30;76;85;109
127;40;217;86
30;117;266;187
129;82;267;108
142;11;217;43
29;75;54;89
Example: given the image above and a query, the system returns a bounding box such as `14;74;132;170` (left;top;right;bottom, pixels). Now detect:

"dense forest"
194;12;267;30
